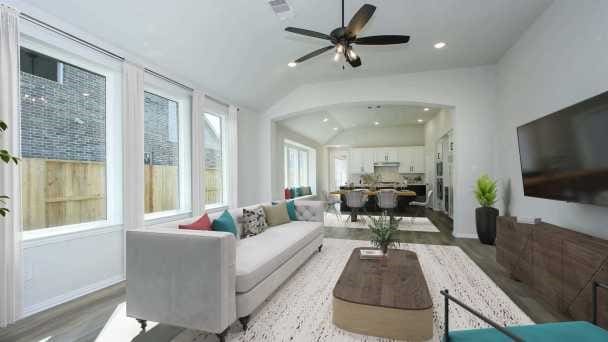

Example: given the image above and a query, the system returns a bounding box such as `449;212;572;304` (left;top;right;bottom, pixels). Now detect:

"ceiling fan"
285;0;410;68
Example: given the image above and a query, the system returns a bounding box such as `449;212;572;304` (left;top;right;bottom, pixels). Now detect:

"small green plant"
1;120;19;217
474;174;497;207
368;214;400;254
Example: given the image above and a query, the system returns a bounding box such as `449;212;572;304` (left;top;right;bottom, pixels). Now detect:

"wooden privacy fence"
22;158;106;231
22;158;223;231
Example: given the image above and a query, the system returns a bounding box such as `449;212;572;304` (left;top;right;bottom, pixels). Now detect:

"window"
19;43;120;233
144;91;180;215
204;112;225;207
284;141;315;192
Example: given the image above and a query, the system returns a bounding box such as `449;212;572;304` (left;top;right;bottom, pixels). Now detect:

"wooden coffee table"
333;248;433;341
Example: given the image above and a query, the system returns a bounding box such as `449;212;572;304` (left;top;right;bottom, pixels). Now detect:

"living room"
1;0;608;341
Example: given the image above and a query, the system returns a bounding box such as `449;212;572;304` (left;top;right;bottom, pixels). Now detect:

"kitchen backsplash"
348;173;425;185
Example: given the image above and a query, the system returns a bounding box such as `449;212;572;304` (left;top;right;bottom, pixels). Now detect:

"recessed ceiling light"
333;127;339;131
423;107;430;111
374;121;380;126
417;119;424;123
288;61;297;68
434;42;446;49
322;117;329;123
83;93;90;97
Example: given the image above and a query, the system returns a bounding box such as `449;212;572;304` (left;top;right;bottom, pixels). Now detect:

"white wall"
496;0;608;239
261;65;499;238
326;125;425;147
237;107;262;207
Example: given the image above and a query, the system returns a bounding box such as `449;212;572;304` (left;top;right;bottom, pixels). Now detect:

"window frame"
142;81;192;223
20;34;123;241
203;111;228;210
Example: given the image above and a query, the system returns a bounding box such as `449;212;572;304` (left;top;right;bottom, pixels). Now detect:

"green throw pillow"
286;200;298;221
212;210;237;237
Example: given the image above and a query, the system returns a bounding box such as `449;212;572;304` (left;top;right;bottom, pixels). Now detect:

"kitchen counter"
337;184;427;216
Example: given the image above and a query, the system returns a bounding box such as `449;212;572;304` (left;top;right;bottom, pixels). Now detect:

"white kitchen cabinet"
375;148;398;162
349;149;363;173
398;146;425;173
361;148;376;173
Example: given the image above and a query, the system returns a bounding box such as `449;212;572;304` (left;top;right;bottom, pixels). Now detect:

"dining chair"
345;190;368;224
322;190;343;225
409;190;433;224
376;189;399;222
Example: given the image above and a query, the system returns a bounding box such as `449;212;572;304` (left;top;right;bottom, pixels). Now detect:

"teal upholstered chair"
441;281;608;341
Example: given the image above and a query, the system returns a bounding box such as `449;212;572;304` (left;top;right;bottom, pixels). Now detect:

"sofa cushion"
263;202;291;226
235;221;323;293
212;210;238;237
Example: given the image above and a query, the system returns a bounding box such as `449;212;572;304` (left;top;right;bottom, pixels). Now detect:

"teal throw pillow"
212;210;238;237
286;200;298;221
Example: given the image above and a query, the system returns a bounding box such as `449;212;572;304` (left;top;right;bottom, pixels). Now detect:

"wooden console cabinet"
496;217;608;328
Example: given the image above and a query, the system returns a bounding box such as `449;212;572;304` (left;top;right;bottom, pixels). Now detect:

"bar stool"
377;189;399;222
409;190;433;224
345;190;368;223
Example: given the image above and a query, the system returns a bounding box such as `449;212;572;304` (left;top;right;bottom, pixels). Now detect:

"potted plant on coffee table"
368;214;400;255
474;174;498;245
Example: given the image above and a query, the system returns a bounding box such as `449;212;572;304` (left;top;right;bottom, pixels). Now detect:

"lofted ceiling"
21;0;553;111
277;103;440;144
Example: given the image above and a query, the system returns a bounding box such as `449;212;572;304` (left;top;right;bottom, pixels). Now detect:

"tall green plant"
474;174;497;207
1;120;19;217
368;214;400;253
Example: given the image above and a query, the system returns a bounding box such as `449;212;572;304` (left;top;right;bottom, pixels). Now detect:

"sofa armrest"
294;200;325;222
126;228;236;333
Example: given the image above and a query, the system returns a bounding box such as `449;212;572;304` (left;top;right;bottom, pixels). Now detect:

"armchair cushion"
447;321;608;342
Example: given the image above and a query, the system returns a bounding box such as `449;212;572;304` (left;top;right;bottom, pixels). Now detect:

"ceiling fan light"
333;52;340;62
336;44;344;54
347;48;357;59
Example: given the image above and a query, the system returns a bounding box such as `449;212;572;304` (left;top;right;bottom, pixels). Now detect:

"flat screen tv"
517;91;608;207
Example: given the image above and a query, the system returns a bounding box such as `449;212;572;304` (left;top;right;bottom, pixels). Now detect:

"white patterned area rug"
324;214;440;233
172;238;532;342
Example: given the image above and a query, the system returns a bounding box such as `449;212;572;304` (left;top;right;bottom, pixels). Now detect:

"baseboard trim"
453;232;479;239
21;275;125;318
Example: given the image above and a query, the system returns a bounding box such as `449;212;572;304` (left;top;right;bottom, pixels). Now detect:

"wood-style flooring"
0;209;570;342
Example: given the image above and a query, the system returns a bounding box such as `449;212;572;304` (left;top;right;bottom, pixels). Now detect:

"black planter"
475;206;499;245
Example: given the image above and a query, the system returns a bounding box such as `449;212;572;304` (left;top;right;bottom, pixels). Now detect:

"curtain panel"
227;105;239;208
0;4;22;326
122;62;145;229
191;90;206;216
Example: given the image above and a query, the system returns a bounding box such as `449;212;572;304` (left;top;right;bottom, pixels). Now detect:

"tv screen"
517;91;608;207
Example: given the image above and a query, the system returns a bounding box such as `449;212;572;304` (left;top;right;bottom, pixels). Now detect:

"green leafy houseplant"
474;174;497;207
474;174;499;245
368;214;400;254
1;120;19;217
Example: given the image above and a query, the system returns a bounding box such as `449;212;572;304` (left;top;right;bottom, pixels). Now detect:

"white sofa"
125;201;324;341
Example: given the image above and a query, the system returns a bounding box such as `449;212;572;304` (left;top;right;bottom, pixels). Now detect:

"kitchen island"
334;184;428;217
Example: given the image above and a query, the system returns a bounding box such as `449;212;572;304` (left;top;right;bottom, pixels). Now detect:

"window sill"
22;222;123;247
205;204;229;214
144;210;193;226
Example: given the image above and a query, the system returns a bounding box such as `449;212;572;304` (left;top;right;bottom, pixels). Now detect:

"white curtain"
122;62;145;229
0;4;22;327
191;90;206;216
226;105;239;208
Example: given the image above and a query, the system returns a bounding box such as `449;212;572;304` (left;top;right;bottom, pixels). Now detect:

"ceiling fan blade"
346;4;376;37
355;35;410;45
294;45;335;63
346;54;362;68
285;27;332;41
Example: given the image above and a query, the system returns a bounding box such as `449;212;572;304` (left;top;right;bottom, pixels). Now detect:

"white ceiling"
278;103;440;144
21;0;553;111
